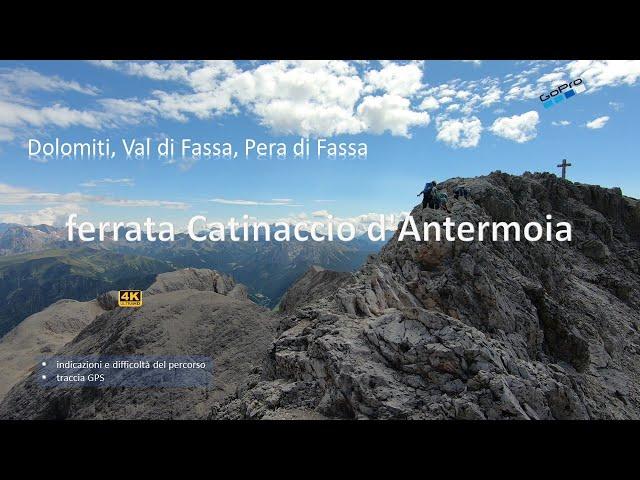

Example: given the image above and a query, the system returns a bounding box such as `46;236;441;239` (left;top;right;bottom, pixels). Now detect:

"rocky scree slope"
278;266;354;313
213;172;640;420
0;268;276;419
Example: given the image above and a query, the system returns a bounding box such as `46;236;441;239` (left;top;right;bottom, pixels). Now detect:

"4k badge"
118;290;143;308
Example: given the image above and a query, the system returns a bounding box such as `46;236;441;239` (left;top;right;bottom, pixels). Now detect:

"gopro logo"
540;78;586;109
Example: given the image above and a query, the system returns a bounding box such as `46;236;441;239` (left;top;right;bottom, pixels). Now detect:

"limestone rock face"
215;172;640;420
144;268;242;297
0;269;259;417
0;299;105;401
279;265;354;313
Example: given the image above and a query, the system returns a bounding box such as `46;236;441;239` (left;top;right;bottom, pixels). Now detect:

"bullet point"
41;375;47;380
42;361;47;366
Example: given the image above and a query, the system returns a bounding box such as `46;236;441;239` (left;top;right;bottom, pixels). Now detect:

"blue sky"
0;60;638;230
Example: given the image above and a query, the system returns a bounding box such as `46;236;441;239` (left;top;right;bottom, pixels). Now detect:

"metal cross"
557;159;572;179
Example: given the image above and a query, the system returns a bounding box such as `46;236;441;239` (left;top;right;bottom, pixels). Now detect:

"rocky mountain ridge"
1;172;639;419
213;172;640;419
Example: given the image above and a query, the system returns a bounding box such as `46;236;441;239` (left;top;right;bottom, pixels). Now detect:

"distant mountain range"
0;224;389;335
0;247;172;336
110;233;383;306
0;223;74;255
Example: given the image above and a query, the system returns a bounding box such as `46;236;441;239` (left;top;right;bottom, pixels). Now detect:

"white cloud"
0;203;87;226
504;83;540;102
210;198;302;206
224;60;365;136
356;94;430;137
252;99;362;137
418;96;440;111
0;100;103;130
0;126;14;141
436;116;482;148
80;178;135;188
98;98;157;123
537;71;566;85
609;101;623;111
16;59;637;144
364;61;425;96
0;183;189;209
0;68;98;96
480;85;502;107
90;60;430;138
461;60;482;66
565;60;640;90
586;116;610;129
551;120;571;127
99;199;189;209
489;110;539;143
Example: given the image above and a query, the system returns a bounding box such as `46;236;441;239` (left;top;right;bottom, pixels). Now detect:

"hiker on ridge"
417;181;437;209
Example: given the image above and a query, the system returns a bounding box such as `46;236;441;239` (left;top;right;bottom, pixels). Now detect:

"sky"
0;60;638;231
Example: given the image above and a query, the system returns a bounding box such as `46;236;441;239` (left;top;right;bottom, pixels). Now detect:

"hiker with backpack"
417;181;437;209
418;180;451;212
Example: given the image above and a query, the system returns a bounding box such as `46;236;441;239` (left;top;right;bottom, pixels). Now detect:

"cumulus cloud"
551;120;571;127
357;94;430;137
489;111;539;143
0;203;88;226
586;116;610;129
418;96;440;110
565;60;640;90
90;60;430;138
227;61;364;136
436;116;482;148
480;85;501;107
364;61;425;96
9;60;638;144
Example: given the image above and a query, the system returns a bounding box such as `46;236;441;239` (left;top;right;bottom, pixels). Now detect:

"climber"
453;185;470;200
436;190;450;212
417;181;437;209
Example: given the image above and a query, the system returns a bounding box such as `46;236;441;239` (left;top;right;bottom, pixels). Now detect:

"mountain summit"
214;171;640;419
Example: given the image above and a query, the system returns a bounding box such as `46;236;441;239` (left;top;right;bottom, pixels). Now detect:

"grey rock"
3;172;640;420
144;268;239;296
217;172;640;420
279;265;354;313
0;268;257;417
